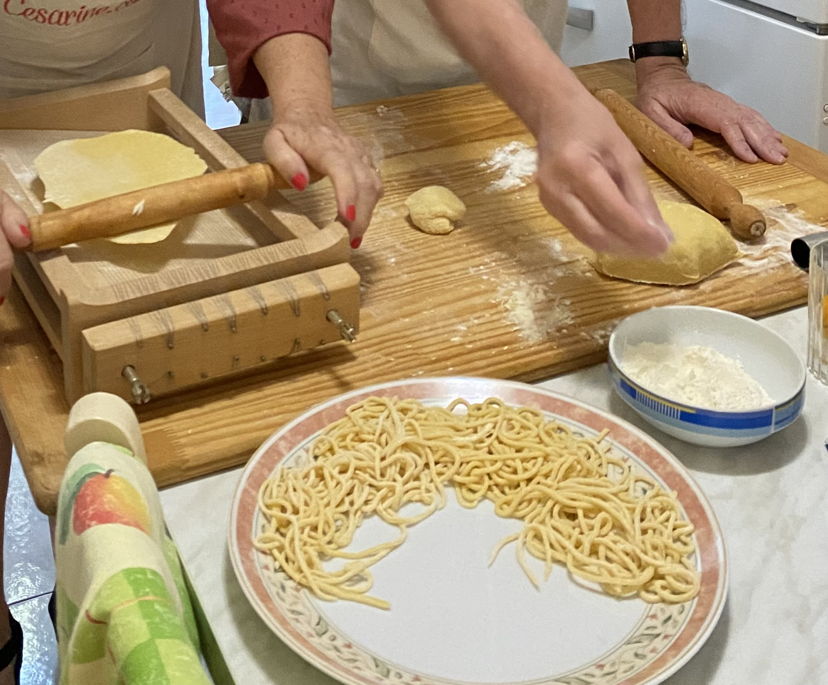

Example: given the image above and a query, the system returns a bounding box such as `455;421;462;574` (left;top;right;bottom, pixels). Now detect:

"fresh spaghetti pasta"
255;397;699;609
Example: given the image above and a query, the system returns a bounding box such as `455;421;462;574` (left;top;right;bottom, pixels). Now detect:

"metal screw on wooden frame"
122;365;152;405
326;309;357;343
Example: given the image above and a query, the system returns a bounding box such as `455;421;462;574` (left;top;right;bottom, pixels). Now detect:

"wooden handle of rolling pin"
592;88;766;240
26;162;294;251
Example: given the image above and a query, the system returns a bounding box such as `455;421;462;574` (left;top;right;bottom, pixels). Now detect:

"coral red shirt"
207;0;333;99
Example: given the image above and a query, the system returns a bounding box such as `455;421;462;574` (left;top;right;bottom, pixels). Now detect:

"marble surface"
160;306;828;684
4;450;58;684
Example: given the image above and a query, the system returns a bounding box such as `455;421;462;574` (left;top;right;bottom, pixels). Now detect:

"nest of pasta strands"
255;397;699;609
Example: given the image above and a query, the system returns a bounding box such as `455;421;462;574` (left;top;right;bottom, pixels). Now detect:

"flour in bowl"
621;342;773;411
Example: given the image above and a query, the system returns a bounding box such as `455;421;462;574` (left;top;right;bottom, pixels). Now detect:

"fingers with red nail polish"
260;106;383;250
262;127;312;196
0;190;31;300
0;193;28;248
350;236;362;249
291;173;308;191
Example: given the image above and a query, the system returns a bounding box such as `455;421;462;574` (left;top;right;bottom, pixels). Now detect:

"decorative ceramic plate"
229;377;727;685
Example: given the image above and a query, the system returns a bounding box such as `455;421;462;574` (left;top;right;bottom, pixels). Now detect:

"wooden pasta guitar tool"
593;88;766;240
0;67;360;405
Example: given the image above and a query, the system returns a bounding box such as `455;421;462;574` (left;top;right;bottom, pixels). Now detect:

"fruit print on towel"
58;460;151;545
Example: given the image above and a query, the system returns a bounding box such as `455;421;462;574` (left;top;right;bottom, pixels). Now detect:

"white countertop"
160;306;828;685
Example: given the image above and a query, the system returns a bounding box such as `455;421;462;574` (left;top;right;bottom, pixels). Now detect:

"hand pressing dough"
34;129;208;244
405;185;466;234
594;200;739;285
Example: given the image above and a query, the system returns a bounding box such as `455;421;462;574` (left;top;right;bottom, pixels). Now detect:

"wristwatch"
628;37;689;66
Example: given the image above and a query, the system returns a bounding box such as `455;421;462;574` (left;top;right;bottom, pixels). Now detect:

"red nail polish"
350;236;362;250
346;204;357;223
290;173;308;191
19;224;30;240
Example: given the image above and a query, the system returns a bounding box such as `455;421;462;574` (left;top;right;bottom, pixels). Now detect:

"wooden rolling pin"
593;88;766;240
26;162;303;251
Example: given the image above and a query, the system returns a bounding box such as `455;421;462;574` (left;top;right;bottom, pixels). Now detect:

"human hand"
262;102;383;248
635;61;788;164
534;88;673;257
0;191;32;301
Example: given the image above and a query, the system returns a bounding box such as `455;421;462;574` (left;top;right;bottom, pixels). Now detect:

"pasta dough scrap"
34;129;208;244
594;200;739;285
405;185;466;234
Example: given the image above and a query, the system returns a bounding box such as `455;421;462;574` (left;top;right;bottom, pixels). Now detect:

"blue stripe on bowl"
608;362;804;438
773;392;805;430
614;376;774;430
616;390;770;438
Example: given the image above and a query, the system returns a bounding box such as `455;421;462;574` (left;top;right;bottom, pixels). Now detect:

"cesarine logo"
3;0;144;25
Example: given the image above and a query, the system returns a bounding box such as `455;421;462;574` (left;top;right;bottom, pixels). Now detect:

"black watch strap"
628;38;689;66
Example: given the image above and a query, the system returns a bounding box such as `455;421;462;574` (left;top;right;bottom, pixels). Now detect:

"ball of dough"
594;200;739;285
405;185;466;235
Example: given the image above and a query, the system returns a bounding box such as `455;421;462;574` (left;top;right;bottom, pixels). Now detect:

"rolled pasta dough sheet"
34;129;208;244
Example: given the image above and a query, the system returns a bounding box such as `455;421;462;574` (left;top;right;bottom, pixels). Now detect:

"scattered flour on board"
481;237;590;343
497;281;573;344
737;199;827;268
481;141;538;192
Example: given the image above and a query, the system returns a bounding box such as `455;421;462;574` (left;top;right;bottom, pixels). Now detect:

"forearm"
207;0;333;98
424;0;584;135
627;1;686;80
253;33;333;115
627;0;682;41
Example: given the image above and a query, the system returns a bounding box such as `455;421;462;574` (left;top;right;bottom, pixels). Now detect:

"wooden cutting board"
4;60;826;514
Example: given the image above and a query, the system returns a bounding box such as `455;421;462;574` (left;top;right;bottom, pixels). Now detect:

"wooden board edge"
781;135;828;186
0;286;69;516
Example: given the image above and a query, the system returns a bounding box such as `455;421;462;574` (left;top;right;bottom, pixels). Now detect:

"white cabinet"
758;0;828;24
559;1;631;67
684;0;828;151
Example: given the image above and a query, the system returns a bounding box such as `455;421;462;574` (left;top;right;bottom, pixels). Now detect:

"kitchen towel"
54;393;211;684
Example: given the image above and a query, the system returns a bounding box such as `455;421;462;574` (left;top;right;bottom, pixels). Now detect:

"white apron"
0;0;204;115
330;0;569;105
214;0;569;119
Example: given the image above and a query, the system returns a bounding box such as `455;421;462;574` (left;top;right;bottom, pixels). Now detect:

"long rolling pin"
593;88;766;240
26;163;303;251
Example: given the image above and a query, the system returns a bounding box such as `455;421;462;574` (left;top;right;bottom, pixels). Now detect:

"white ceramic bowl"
608;306;806;447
